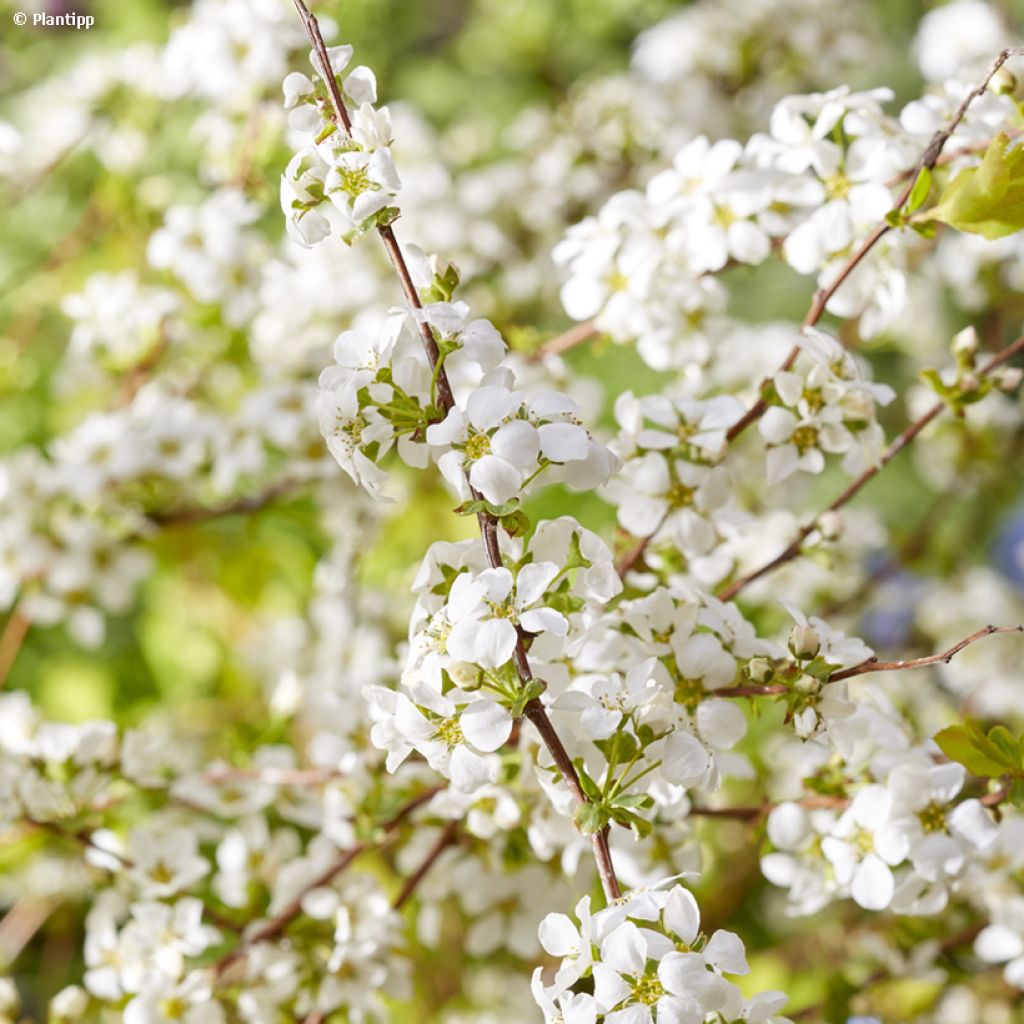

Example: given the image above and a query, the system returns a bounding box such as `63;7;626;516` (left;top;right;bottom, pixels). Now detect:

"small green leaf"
934;722;1011;777
565;530;593;571
611;792;654;811
1009;780;1024;809
500;509;531;538
573;760;603;802
573;802;609;835
628;815;653;840
987;725;1021;768
922;133;1024;239
906;166;932;215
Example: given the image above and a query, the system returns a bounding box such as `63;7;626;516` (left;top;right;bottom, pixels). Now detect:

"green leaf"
573;760;603;802
987;725;1021;768
905;166;932;215
933;722;1013;777
500;509;531;538
923;133;1024;239
628;815;653;840
1009;780;1024;809
565;530;593;571
610;792;654;811
597;729;637;769
573;802;609;835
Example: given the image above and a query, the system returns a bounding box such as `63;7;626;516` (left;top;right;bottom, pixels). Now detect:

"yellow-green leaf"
923;133;1024;239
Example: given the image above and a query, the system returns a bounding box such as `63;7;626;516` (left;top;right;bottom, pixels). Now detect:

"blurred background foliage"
4;0;1024;1018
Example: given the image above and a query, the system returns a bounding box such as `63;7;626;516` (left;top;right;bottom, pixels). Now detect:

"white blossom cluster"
2;0;1024;1020
533;883;791;1023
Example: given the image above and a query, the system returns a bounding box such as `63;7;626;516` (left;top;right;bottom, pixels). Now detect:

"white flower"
554;660;660;740
538;895;597;989
323;147;401;228
822;785;909;910
392;686;512;791
446;563;568;668
975;923;1024;989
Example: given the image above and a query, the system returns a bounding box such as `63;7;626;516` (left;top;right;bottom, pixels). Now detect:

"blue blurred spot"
992;505;1024;591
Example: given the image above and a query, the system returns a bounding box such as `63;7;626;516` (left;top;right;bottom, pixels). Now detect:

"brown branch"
725;48;1024;445
392;820;459;909
26;818;129;868
715;622;1023;699
289;0;620;903
717;332;1024;602
688;794;850;821
213;785;440;976
528;320;599;362
200;766;342;786
830;624;1023;681
147;476;305;526
0;608;29;691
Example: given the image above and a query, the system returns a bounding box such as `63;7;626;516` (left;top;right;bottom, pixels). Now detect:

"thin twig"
725;48;1024;445
26;818;129;868
213;785;440;975
148;476;305;526
528;320;599;362
0;608;29;690
392;820;459;909
717;332;1024;601
715;622;1023;699
831;624;1023;681
289;0;620;902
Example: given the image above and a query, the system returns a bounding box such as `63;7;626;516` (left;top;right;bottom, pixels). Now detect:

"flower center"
674;676;705;711
336;166;377;197
713;204;736;228
791;424;819;451
917;801;946;833
667;482;695;508
853;829;874;856
436;716;464;748
824;174;852;200
463;433;491;462
631;974;664;1006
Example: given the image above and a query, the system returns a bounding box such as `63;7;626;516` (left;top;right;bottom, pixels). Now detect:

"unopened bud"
818;510;843;540
993;366;1024;392
789;623;821;660
991;67;1017;96
448;661;483;690
959;372;979;394
747;657;775;684
952;326;979;363
794;673;822;695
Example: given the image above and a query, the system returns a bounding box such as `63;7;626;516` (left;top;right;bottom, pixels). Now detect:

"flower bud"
747;657;775;684
994;366;1024;392
448;661;483;690
793;673;822;695
818;510;843;540
789;623;820;660
951;325;979;363
991;66;1017;96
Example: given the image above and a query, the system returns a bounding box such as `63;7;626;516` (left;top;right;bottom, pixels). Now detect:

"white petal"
600;921;647;976
976;924;1024;964
460;700;512;753
470;455;522;504
703;930;748;974
448;744;494;792
538;422;590;462
850;854;893;910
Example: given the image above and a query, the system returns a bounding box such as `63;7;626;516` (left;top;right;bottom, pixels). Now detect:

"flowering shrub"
4;0;1024;1020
